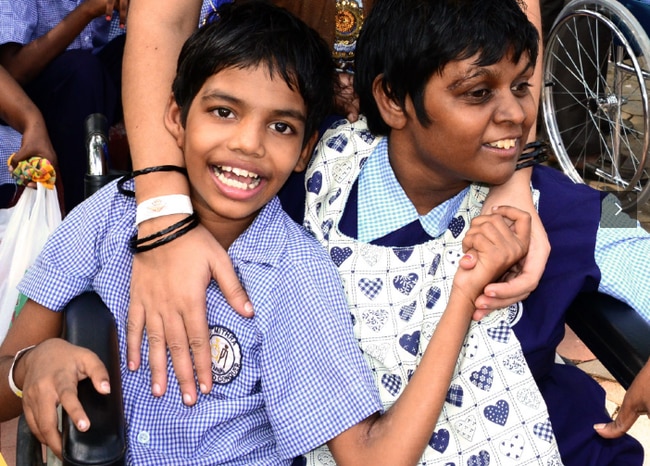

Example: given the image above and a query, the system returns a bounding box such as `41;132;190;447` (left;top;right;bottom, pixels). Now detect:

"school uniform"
285;117;646;465
18;179;382;465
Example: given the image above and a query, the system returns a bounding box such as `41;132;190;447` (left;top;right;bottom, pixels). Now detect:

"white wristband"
135;194;194;226
8;345;36;398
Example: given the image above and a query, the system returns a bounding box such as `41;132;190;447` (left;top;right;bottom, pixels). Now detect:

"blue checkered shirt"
358;143;650;321
18;180;382;465
0;1;123;52
357;138;468;241
0;0;125;187
0;125;19;186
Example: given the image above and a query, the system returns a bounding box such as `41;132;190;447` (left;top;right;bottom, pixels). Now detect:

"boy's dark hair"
172;0;335;146
355;0;539;135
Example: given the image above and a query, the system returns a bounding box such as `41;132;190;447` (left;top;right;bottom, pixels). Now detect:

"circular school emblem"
209;325;242;384
506;301;524;326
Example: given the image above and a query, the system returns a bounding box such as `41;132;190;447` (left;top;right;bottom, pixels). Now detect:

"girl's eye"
467;88;491;101
513;81;532;96
271;122;294;134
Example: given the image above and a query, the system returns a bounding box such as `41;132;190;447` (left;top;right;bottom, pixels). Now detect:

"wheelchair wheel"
542;0;650;210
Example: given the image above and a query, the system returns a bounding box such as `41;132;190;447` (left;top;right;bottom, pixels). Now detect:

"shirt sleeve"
595;194;650;322
18;182;129;310
254;254;382;459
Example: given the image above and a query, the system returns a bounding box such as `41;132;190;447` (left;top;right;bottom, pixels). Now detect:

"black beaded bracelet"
117;165;188;197
516;140;550;171
129;213;200;253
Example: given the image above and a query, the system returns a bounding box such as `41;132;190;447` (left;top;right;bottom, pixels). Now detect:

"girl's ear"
294;131;319;173
372;74;407;130
164;94;185;148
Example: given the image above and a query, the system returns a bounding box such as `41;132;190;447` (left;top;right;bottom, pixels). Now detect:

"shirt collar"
228;196;285;266
357;138;468;242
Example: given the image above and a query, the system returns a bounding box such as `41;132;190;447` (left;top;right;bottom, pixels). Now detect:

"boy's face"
385;51;536;212
166;66;313;242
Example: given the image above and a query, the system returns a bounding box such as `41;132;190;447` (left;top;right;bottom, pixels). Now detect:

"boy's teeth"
488;139;516;149
219;166;257;178
214;165;261;190
217;175;261;190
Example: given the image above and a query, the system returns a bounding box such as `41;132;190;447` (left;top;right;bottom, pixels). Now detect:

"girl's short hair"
355;0;539;135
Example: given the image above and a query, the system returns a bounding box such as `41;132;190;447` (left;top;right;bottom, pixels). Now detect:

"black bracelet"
129;213;197;248
117;165;188;197
129;213;199;253
516;140;549;170
130;216;200;253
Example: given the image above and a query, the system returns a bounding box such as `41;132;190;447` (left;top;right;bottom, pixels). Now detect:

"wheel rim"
542;2;650;210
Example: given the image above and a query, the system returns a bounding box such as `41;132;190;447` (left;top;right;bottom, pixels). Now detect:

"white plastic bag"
0;183;61;343
0;205;15;243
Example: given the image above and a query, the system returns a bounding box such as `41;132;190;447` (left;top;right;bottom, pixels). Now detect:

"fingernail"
244;301;254;315
491;205;500;211
152;383;162;396
105;15;112;21
128;361;136;371
78;419;89;431
101;381;111;394
120;23;125;29
183;393;193;405
593;423;606;430
462;253;473;261
200;383;208;394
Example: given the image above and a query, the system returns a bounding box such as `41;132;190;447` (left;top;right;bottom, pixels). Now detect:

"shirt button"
137;431;150;444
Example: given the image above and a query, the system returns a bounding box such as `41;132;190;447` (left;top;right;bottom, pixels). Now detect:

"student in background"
0;0;127;211
0;65;57;208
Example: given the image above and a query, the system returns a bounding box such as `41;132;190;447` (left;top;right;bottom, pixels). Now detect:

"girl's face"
387;51;536;214
166;65;313;246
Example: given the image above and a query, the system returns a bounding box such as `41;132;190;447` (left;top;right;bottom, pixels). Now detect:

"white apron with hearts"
302;118;563;466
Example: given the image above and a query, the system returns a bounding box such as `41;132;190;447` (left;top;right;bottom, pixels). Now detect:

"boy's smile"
385;51;536;215
166;66;313;247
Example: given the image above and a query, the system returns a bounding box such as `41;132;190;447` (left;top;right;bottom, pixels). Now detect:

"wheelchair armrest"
566;291;650;390
61;292;126;466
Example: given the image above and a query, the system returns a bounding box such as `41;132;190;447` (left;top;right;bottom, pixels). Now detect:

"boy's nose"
229;120;265;157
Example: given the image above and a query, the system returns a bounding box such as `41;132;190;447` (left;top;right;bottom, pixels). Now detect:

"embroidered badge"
210;325;242;384
506;301;524;326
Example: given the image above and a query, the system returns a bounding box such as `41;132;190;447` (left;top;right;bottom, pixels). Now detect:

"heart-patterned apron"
301;118;563;466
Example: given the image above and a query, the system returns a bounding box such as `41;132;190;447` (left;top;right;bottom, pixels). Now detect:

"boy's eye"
270;122;294;135
214;107;234;118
